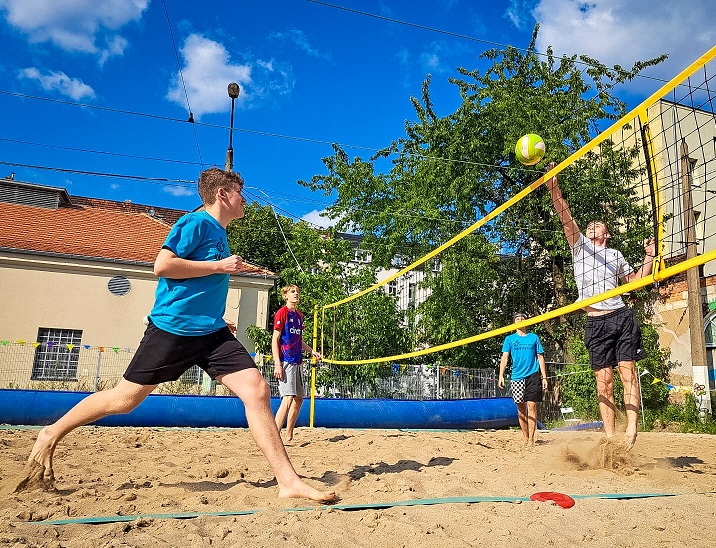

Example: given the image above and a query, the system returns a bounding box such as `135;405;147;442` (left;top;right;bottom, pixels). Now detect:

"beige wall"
0;251;274;352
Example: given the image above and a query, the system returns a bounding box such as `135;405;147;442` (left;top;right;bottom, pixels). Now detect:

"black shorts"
123;321;257;385
584;307;644;370
511;371;543;404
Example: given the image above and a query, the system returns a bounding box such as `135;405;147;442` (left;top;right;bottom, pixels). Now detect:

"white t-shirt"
571;234;632;310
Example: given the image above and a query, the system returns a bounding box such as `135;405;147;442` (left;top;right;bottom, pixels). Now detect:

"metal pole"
310;304;319;428
93;349;102;392
637;368;646;430
225;83;240;172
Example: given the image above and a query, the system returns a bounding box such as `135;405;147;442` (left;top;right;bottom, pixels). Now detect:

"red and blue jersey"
273;306;304;364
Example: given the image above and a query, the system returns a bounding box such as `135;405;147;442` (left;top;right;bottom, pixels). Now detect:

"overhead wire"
306;0;671;86
161;0;204;167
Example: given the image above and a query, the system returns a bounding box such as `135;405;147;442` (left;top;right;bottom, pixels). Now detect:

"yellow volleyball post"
310;304;318;428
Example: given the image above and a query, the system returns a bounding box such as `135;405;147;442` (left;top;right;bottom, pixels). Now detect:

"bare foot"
13;427;56;492
624;428;637;452
278;479;337;503
283;439;294;447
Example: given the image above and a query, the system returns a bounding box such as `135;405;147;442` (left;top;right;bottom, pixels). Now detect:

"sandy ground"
1;425;715;547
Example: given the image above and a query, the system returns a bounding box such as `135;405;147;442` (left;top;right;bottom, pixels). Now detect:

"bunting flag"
66;344;74;351
1;340;8;345
639;367;677;391
32;342;40;348
16;340;25;345
112;347;119;353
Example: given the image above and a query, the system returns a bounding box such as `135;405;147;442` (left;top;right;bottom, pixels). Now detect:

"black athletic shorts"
584;306;644;370
123;320;257;385
510;371;543;404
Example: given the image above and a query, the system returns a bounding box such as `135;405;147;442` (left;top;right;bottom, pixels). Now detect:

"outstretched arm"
544;164;580;247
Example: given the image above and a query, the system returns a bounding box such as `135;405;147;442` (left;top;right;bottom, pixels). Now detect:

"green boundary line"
34;492;692;526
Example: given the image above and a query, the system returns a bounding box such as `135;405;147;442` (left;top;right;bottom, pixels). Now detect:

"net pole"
310;304;318;428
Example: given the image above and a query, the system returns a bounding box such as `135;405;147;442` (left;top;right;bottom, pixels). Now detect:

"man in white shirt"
546;164;655;450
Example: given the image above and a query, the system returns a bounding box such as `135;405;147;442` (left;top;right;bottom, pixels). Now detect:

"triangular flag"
112;347;119;353
47;341;54;348
83;345;91;350
651;378;661;385
667;384;675;390
16;340;25;345
639;369;650;377
98;346;105;352
32;342;41;348
66;344;74;351
1;340;8;346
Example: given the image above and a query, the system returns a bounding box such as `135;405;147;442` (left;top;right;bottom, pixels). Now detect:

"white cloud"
18;67;95;100
528;0;715;86
302;209;336;229
0;0;148;62
167;33;295;118
163;184;195;197
268;28;329;60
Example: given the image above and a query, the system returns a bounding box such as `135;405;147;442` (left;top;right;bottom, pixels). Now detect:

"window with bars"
31;328;82;381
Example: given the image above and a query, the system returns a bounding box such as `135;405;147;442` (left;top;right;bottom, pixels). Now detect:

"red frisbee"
530;491;575;509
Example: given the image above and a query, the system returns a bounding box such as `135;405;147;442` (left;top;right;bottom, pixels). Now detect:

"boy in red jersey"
272;285;321;444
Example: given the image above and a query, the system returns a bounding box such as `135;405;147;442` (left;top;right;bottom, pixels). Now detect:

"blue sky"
0;0;713;228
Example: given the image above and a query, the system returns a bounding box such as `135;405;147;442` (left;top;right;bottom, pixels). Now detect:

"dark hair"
197;167;244;205
513;312;527;321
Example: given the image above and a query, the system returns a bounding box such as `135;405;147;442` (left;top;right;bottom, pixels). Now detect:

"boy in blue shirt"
498;312;548;448
17;168;335;503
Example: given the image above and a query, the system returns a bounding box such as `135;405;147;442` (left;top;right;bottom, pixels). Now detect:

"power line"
161;0;204;166
0;160;195;184
306;0;670;85
0;136;203;166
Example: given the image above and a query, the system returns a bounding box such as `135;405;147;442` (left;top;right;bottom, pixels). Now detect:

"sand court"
1;426;715;547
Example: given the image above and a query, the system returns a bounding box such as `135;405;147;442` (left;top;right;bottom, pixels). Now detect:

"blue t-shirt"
501;332;544;381
149;210;231;336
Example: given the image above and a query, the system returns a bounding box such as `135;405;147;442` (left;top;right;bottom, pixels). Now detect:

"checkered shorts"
510;371;543;404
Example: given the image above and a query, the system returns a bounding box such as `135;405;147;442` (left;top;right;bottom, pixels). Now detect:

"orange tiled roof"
0;201;275;276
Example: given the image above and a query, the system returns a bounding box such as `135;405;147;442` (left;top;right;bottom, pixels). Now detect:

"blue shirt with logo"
150;210;231;336
501;332;544;381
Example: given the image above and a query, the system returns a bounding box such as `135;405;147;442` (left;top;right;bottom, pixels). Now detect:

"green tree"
228;203;411;389
300;26;668;387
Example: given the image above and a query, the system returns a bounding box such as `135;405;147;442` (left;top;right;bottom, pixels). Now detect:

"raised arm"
544;164;580;247
624;238;657;283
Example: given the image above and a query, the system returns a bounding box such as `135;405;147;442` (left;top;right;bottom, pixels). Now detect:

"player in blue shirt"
18;168;335;503
498;312;548;448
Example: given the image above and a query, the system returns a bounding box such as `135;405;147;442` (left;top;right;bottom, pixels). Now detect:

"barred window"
31;328;82;381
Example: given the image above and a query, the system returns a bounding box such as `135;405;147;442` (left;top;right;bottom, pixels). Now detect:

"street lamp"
225;82;240;172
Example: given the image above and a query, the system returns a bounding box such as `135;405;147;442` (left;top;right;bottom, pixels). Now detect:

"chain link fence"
0;342;572;422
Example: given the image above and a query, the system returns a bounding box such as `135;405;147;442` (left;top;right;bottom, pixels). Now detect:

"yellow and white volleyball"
515;133;546;166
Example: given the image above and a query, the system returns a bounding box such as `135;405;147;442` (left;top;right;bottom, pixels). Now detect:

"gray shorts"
278;362;304;397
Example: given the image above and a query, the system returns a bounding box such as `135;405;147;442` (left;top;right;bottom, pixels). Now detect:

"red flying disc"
530;492;575;509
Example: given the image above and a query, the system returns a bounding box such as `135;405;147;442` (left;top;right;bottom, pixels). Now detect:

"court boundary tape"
32;492;699;526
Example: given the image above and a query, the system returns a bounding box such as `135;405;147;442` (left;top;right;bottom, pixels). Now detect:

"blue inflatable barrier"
0;389;518;430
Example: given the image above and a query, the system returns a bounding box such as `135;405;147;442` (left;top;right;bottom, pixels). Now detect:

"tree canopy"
299;25;665;364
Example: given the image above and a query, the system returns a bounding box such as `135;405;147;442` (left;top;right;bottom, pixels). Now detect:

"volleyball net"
317;44;716;367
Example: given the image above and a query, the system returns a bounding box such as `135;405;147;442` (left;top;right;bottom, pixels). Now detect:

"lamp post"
225;82;240;172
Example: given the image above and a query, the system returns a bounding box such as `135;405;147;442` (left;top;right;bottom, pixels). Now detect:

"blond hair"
280;284;300;302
